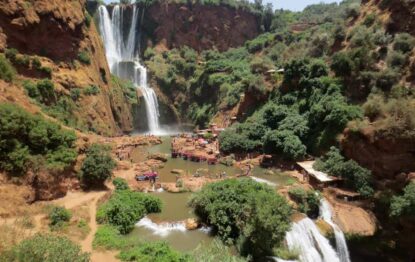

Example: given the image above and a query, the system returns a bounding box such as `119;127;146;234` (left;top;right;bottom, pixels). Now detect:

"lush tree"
96;189;161;234
262;130;306;160
189;179;292;258
390;182;415;218
0;103;77;175
0;54;16;82
80;144;116;187
0;234;89;262
314;147;374;197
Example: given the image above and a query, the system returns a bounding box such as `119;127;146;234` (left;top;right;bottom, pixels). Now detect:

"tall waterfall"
319;199;351;262
285;218;341;262
98;5;160;133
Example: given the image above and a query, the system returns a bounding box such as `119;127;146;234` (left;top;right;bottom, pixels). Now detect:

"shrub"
23;80;39;98
113;177;129;191
31;57;42;69
5;48;18;61
77;51;91;65
189;179;292;258
80;144;116;187
262;130;306;160
85;13;92;27
0;103;77;175
387;51;407;68
48;206;71;227
0;54;16;82
314;147;374;197
118;242;191;262
331;51;353;77
96;189;161;234
36;79;56;105
93;225;126;250
70;88;81;101
390;182;415;218
192;239;247;262
393;33;414;54
0;234;89;262
83;85;100;95
288;188;321;218
15;55;30;67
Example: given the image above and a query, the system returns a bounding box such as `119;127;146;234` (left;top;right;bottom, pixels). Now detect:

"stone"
171;169;184;175
148;153;168;162
185;218;199;230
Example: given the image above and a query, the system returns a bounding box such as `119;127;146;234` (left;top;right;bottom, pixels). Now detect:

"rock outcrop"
0;0;135;135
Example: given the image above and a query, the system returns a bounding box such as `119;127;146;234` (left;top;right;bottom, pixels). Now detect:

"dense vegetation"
314;147;374;197
96;189;162;234
390;182;415;218
0;103;77;175
0;234;89;262
189;179;292;259
80;144;116;187
288;187;321;218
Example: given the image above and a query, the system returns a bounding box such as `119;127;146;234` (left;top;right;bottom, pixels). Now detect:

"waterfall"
135;217;211;236
285;218;341;262
319;199;351;262
98;5;160;133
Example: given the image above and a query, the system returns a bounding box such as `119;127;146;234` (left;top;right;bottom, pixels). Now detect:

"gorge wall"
0;0;135;136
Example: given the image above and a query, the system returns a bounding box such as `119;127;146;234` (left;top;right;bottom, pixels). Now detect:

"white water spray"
319;199;351;262
284;218;341;262
98;5;160;133
250;176;277;187
135;217;211;237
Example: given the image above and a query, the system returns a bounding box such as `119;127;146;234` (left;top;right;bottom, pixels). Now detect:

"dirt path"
74;191;119;262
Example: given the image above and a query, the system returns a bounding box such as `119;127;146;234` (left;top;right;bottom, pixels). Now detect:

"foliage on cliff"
0;103;77;176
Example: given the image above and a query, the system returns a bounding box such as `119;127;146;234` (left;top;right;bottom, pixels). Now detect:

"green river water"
129;136;295;252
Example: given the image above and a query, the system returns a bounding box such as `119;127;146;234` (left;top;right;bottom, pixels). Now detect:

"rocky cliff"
141;2;261;52
0;0;135;136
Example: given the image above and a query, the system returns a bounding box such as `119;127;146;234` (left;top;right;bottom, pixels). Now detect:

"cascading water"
284;218;341;262
319;199;351;262
98;4;160;133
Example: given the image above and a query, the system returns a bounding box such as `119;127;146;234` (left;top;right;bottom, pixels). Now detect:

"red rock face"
341;127;415;179
0;0;87;61
144;3;261;51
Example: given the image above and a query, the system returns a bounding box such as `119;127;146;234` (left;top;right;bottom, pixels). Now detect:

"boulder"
148;153;168;162
171;169;185;175
185;218;199;230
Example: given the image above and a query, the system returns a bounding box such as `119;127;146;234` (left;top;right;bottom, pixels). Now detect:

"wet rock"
148;153;168;162
185;218;199;230
315;218;334;236
171;169;184;175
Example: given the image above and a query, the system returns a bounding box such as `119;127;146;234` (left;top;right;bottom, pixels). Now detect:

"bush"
83;85;100;95
80;144;116;187
0;54;16;82
390;182;415;218
189;179;292;258
23;80;39;98
0;103;77;175
96;189;162;234
48;206;72;227
288;188;321;218
314;147;374;197
393;33;414;54
118;242;191;262
70;88;81;101
36;79;56;105
262;130;306;160
77;51;91;65
192;239;247;262
113;177;129;191
331;51;353;77
5;48;18;61
31;57;42;69
0;233;89;262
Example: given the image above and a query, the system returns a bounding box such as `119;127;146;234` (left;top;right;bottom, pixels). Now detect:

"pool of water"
131;136;242;183
131;191;213;252
130;136;297;252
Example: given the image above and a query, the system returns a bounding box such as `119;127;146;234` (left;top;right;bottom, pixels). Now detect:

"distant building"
296;161;341;188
